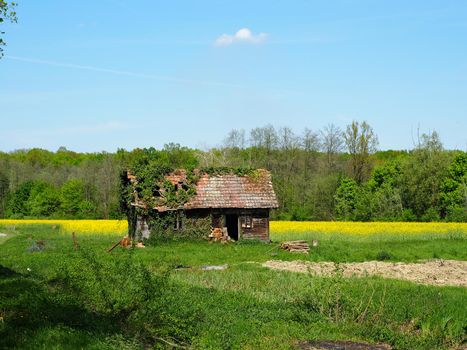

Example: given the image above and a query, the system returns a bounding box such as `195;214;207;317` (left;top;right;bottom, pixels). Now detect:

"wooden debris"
107;235;131;253
208;227;232;243
120;236;131;248
107;240;121;253
280;240;310;254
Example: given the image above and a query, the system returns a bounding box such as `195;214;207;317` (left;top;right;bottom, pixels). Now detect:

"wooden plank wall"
241;215;269;241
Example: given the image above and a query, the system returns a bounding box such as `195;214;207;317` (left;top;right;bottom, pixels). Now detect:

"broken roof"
131;169;279;211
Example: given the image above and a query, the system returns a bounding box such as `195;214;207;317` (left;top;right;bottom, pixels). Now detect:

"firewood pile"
280;240;310;254
209;227;232;243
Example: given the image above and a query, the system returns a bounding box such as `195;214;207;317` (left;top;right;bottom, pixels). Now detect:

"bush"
445;206;467;222
421;208;440;222
401;209;417;222
376;250;391;261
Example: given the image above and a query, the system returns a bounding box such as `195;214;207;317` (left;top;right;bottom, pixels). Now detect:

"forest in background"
0;121;466;222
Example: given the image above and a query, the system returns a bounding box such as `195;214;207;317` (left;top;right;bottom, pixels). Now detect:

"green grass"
0;224;466;349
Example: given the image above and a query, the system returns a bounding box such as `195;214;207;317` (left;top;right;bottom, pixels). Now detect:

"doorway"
225;214;239;240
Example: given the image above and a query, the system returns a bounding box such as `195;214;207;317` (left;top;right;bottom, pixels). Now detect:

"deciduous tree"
343;121;378;184
0;1;17;57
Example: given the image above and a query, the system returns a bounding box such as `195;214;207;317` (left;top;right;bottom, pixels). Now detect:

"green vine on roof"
199;166;256;177
121;165;258;215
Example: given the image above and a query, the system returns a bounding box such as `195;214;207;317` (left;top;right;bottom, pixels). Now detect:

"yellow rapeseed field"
270;221;467;235
0;219;466;236
0;219;127;235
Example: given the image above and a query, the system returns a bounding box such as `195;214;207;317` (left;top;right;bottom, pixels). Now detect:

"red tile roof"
184;169;278;210
133;169;279;211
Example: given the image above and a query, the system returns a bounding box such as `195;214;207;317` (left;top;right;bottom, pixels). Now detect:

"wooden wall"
239;210;270;241
146;208;271;241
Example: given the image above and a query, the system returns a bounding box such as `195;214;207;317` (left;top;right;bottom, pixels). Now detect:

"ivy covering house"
121;167;279;241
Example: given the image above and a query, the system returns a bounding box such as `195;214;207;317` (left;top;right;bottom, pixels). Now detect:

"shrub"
376;250;391;261
421;208;440;222
445;206;467;222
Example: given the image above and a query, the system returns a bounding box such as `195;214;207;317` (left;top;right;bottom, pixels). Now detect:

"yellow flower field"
0;219;128;235
0;219;466;237
270;221;467;235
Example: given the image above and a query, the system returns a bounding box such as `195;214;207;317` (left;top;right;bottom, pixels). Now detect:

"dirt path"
262;259;467;287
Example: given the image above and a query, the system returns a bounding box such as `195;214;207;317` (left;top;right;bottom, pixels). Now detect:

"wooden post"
72;232;78;250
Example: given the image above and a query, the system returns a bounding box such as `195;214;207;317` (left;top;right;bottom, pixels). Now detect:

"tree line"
0;121;465;222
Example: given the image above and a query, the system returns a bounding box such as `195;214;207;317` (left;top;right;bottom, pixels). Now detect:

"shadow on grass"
0;265;121;349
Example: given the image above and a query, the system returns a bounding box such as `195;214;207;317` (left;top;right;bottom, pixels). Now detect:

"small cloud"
214;28;268;46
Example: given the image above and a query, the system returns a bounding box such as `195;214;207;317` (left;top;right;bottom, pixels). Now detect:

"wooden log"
281;240;310;253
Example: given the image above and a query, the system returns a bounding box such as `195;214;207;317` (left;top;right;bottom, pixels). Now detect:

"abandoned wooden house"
127;169;279;241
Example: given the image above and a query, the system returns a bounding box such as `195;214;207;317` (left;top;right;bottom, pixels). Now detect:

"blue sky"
1;0;466;152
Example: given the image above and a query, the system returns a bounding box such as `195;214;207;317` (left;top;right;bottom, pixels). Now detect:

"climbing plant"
120;154;256;239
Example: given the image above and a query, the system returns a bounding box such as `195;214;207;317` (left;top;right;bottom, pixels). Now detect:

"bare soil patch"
263;259;467;287
297;340;391;350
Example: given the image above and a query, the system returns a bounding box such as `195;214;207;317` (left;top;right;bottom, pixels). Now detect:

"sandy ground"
262;259;467;287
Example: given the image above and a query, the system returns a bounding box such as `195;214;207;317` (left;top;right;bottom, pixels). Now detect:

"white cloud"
214;28;268;46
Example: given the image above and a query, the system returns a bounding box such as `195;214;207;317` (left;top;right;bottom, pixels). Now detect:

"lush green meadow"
0;222;466;349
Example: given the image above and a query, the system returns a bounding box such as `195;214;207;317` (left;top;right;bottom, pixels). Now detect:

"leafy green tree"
334;177;358;220
0;1;17;57
367;162;401;189
364;162;403;221
401;131;449;220
441;152;467;221
0;170;9;216
27;181;60;217
343;121;378;184
309;175;340;221
6;180;35;216
78;200;98;218
355;183;403;221
162;143;199;170
60;179;86;216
